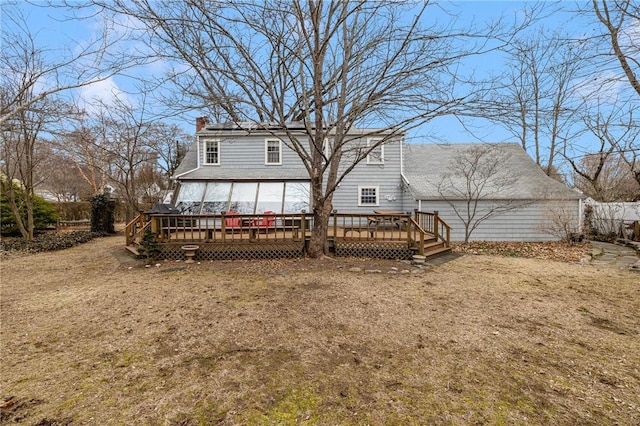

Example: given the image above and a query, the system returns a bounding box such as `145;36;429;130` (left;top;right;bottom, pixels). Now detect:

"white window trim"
265;139;282;165
358;185;379;207
366;138;384;165
203;139;220;165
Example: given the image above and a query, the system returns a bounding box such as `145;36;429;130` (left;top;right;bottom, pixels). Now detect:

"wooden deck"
126;211;451;261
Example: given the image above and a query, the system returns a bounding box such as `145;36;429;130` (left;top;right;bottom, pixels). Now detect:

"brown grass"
1;234;639;425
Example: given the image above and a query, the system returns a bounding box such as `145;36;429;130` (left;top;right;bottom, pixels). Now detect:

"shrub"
0;230;100;253
91;193;116;234
138;229;160;261
1;181;58;237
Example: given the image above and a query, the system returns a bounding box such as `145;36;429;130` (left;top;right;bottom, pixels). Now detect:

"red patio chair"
253;211;276;227
225;210;241;228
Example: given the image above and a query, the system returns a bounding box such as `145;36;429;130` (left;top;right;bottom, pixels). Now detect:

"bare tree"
39;151;92;202
436;144;532;242
0;94;69;239
144;123;191;188
569;104;640;201
573;153;640;201
0;3;144;127
88;0;527;256
591;0;640;98
82;95;159;219
491;28;585;175
0;3;149;239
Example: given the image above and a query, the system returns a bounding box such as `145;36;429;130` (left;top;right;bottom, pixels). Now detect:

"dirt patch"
1;235;639;424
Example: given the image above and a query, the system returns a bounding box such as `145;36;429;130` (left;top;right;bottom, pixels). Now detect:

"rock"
365;269;382;274
348;267;362;272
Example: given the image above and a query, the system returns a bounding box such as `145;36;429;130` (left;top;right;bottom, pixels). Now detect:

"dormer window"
265;139;282;165
204;139;220;165
367;138;384;164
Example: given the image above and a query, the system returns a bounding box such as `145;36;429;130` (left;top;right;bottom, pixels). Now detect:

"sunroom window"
174;182;206;214
174;181;310;214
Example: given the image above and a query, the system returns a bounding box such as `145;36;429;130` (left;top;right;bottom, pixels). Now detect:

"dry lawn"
1;234;639;425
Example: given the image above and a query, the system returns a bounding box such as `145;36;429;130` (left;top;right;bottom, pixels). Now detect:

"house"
171;120;584;242
171;120;406;216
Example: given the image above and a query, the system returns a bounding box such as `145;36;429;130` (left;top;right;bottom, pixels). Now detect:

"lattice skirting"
157;242;305;261
334;241;413;260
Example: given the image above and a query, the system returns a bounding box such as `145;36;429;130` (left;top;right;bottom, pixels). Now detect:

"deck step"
415;240;453;260
423;245;452;259
125;245;140;256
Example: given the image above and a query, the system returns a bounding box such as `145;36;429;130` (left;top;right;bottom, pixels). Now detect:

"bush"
1;182;59;237
91;194;116;234
138;229;160;261
0;230;100;254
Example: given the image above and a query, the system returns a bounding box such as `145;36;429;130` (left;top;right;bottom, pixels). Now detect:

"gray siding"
417;199;581;242
197;133;406;213
330;139;406;213
199;134;306;171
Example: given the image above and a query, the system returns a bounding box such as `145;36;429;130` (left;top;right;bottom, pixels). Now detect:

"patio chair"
225;210;242;229
252;211;276;228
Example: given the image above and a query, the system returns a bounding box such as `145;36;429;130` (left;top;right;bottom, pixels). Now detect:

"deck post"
300;212;306;241
332;213;337;241
221;212;227;242
150;215;159;238
433;211;439;242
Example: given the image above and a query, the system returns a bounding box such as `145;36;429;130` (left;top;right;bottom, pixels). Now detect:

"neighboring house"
171;121;584;241
402;143;585;241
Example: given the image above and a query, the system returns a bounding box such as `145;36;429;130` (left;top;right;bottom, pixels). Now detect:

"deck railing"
414;210;451;247
125;210;447;249
129;212;309;244
332;212;411;241
125;213;149;246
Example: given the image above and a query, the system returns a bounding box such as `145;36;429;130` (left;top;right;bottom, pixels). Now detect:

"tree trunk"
4;185;30;240
307;178;333;258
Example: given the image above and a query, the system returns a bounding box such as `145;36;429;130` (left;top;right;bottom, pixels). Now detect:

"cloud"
78;77;128;112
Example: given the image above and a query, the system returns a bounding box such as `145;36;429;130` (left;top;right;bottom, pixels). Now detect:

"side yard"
1;234;639;424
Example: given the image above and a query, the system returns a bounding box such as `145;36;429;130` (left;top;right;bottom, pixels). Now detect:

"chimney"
196;116;209;132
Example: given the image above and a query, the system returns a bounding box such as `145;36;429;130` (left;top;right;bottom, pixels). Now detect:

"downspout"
400;138;415;211
578;197;584;234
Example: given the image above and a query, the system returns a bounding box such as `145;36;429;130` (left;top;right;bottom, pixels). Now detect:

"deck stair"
125;245;140;256
413;236;452;260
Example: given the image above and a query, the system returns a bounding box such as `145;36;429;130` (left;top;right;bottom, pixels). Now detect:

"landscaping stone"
588;241;640;272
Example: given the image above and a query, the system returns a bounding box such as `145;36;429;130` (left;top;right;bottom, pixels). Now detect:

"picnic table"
370;210;408;228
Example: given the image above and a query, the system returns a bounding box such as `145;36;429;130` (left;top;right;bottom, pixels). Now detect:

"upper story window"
367;138;384;164
204;140;220;165
265;139;282;165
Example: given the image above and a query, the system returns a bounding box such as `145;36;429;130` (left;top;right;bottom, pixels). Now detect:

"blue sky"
5;1;628;153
